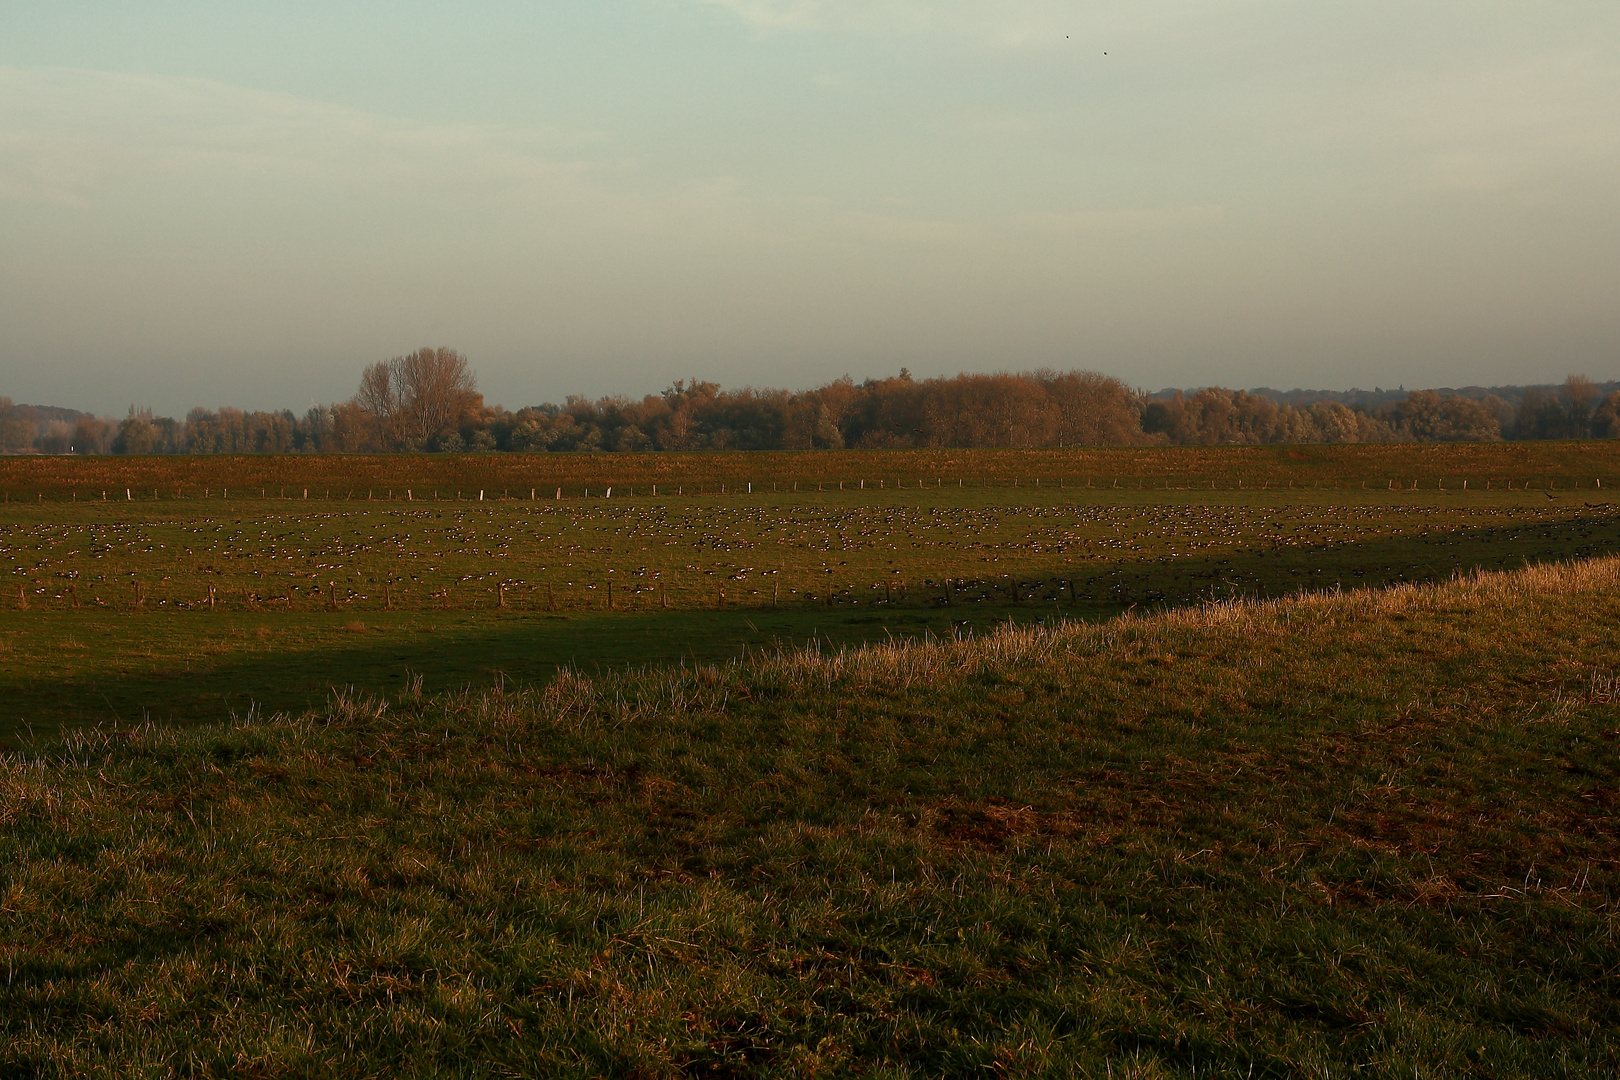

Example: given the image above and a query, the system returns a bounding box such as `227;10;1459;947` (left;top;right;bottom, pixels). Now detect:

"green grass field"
3;554;1617;1076
4;446;1620;1075
5;444;1620;739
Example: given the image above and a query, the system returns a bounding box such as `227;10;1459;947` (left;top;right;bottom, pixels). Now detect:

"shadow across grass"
7;500;1620;742
0;606;1065;743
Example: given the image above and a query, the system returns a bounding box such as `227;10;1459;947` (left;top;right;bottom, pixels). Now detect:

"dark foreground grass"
4;560;1620;1076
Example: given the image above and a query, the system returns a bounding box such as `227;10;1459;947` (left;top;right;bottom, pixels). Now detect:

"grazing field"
4;444;1620;739
3;557;1618;1076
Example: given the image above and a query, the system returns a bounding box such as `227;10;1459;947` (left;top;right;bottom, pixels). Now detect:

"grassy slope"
3;561;1620;1076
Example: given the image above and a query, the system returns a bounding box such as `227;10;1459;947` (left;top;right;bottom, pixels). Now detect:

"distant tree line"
4;357;1619;455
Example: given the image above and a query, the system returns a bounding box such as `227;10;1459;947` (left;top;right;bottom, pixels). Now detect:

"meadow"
2;553;1617;1076
4;444;1620;1075
5;443;1620;739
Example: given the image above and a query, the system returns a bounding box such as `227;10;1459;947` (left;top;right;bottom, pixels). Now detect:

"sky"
2;1;1618;417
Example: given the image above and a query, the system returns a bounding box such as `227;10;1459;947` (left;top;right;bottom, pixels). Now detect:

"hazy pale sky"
3;1;1618;416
